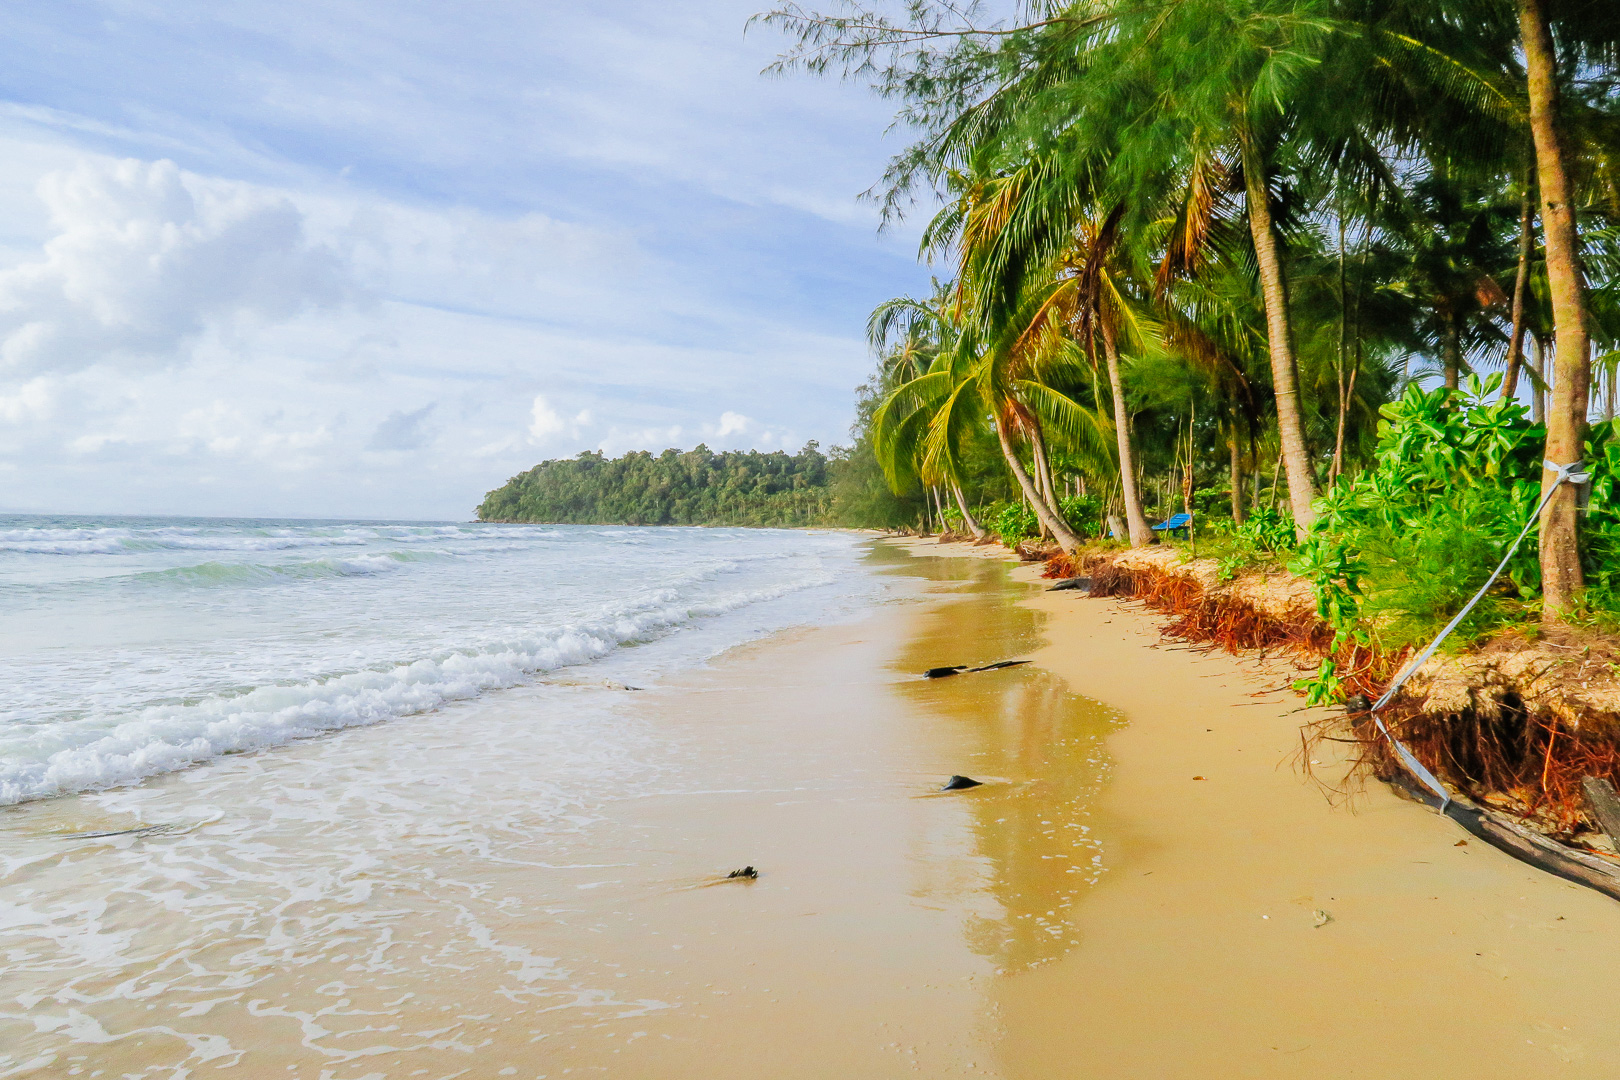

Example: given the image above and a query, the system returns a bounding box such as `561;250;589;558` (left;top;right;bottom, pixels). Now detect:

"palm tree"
1516;0;1601;621
1382;168;1516;390
867;290;990;539
761;0;1618;602
954;170;1157;545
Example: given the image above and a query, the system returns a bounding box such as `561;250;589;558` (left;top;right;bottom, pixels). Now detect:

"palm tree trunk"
1332;197;1349;483
1030;429;1056;539
1229;430;1246;526
1099;319;1153;546
1518;0;1591;623
1502;177;1535;401
994;417;1084;554
1334;218;1368;483
949;482;987;540
1527;334;1548;423
1441;306;1462;390
1239;125;1319;535
1332;362;1360;486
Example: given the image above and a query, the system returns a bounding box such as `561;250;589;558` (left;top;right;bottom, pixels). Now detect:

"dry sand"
7;538;1620;1078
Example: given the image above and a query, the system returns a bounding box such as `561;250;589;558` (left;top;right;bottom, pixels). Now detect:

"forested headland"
478;445;831;526
478;443;915;527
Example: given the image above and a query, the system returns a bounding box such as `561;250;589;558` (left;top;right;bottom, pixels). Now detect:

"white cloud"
0;0;935;517
0;158;351;377
527;394;592;443
528;395;564;439
0;376;50;421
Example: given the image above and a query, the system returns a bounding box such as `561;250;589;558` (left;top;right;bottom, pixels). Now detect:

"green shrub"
1208;506;1296;580
1059;493;1103;537
987;502;1039;546
1289;374;1620;701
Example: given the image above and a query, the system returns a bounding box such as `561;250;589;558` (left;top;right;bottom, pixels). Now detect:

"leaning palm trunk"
1099;320;1153;546
1501;178;1535;401
1440;307;1462;390
1331;361;1359;485
949;482;987;540
1239;126;1319;536
1518;0;1592;623
994;417;1084;554
1229;433;1246;526
1030;429;1059;539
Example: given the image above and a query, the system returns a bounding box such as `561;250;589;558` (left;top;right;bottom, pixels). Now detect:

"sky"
0;1;934;519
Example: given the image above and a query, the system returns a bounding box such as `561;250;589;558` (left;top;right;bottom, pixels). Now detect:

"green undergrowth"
1191;507;1298;580
970;494;1107;547
1288;375;1620;704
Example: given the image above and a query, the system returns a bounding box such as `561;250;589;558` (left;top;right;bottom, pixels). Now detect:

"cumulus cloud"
527;394;592;442
714;410;749;437
0;376;50;421
0;158;351;376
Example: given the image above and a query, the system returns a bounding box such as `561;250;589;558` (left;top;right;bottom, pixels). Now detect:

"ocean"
0;515;879;806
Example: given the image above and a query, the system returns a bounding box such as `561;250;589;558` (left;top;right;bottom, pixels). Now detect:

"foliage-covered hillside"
478;444;842;526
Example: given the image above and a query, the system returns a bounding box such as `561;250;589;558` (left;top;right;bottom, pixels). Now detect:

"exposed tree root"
1062;547;1620;849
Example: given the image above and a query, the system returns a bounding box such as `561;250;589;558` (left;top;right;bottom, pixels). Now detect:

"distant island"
478;444;841;526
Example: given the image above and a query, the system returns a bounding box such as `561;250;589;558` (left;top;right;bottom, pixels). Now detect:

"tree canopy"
477;445;843;526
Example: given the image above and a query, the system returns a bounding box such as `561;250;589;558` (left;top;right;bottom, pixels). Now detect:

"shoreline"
894;535;1620;1076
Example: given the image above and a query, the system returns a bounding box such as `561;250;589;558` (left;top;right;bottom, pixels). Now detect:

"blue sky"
0;1;934;518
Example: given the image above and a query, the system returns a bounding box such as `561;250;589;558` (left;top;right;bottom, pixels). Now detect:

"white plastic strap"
1367;460;1587;811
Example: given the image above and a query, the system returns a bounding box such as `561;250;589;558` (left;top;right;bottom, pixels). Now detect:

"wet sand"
8;539;1620;1078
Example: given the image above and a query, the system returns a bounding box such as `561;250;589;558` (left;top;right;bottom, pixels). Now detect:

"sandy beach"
7;537;1620;1078
913;536;1620;1078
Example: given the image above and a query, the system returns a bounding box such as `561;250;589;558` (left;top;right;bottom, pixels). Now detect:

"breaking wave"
0;568;838;805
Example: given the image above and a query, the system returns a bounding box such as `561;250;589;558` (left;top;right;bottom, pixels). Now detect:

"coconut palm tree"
867;289;990;539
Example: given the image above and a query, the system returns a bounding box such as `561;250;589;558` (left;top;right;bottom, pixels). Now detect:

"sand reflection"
877;548;1123;970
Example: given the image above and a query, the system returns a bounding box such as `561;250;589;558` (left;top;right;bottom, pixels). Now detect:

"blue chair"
1152;512;1193;539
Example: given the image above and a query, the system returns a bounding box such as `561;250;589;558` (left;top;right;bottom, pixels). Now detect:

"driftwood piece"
923;661;1029;678
1582;776;1620;848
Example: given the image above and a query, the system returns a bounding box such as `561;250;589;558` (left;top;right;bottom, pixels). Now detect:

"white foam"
0;523;566;556
0;573;836;806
